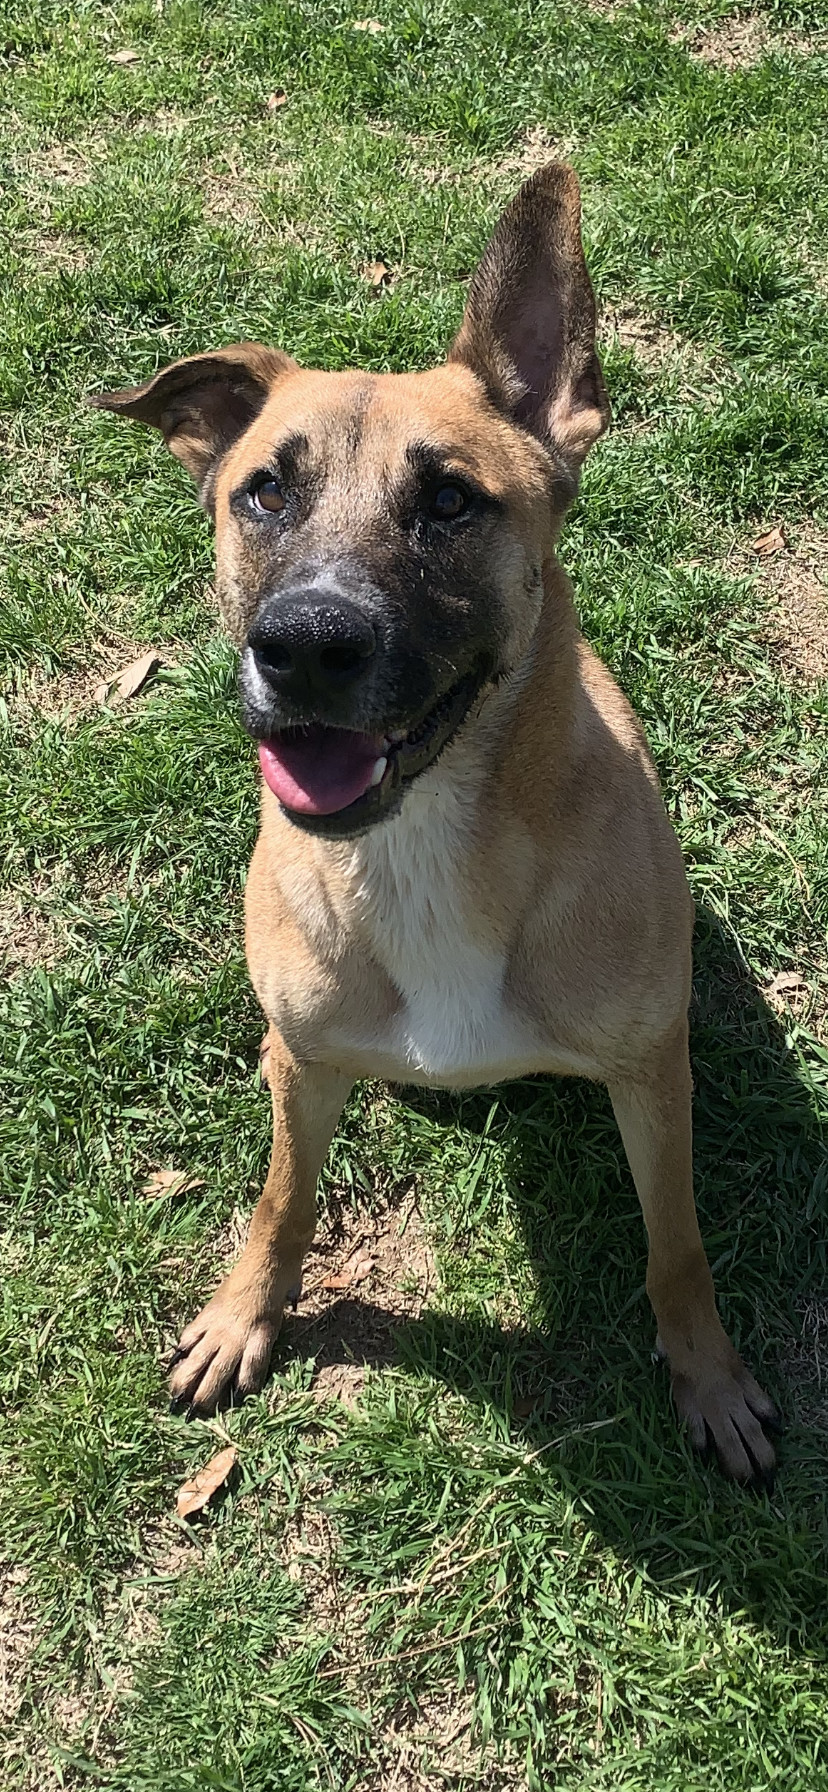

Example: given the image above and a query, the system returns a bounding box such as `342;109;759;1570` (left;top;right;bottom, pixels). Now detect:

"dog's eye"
250;477;285;515
431;482;468;522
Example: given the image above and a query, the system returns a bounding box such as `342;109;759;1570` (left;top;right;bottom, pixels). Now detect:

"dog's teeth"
387;729;405;744
370;756;388;787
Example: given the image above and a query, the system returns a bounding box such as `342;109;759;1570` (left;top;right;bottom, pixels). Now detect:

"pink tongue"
258;727;385;816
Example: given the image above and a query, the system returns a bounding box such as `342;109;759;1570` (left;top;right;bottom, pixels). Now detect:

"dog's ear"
88;344;296;511
448;164;609;477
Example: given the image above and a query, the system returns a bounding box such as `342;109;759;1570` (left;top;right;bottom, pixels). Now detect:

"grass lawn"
2;0;828;1785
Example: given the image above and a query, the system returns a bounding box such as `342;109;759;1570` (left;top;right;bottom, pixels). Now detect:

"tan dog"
93;165;779;1482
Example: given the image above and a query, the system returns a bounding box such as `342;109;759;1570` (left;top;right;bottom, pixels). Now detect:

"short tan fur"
93;165;779;1483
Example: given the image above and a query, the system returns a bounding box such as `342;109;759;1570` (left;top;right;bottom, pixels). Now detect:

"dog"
92;164;780;1483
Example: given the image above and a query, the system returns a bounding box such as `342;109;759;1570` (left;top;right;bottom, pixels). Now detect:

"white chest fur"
341;773;533;1083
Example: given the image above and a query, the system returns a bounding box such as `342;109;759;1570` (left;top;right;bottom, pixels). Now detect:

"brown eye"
251;477;285;514
432;482;467;521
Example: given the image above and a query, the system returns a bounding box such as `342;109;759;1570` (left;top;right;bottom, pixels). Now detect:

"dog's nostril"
257;642;293;674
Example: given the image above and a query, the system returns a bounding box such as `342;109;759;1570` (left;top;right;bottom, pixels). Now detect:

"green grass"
2;0;828;1785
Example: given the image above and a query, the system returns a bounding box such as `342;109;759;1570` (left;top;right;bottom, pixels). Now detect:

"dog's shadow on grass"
287;906;828;1653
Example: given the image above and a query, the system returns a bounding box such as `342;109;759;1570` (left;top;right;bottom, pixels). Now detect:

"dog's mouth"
257;664;488;836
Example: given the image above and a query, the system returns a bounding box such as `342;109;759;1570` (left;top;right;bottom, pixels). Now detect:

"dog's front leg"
168;1033;352;1416
607;1025;780;1483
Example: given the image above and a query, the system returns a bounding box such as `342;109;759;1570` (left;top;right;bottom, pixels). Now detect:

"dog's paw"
668;1354;781;1486
167;1271;298;1416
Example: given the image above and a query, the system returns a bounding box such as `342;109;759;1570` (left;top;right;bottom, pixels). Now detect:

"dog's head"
91;165;608;836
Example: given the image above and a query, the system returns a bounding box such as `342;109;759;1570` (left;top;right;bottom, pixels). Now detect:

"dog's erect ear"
448;164;609;477
88;343;296;510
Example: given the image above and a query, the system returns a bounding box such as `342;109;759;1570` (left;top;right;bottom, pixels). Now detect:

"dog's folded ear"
448;164;609;479
88;344;296;511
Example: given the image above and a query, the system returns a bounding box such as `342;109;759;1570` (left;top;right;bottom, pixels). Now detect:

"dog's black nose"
249;597;377;700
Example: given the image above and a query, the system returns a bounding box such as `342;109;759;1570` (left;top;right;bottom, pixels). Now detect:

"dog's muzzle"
240;583;492;837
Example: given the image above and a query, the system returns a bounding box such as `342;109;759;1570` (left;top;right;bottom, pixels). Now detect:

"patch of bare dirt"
281;1501;349;1631
201;171;266;232
0;1564;73;1792
780;1298;828;1432
34;233;90;273
359;1691;522;1790
420;126;573;192
199;168;326;251
0;1565;35;1728
212;1183;436;1404
141;105;190;137
278;1511;520;1786
287;1188;437;1404
673;15;819;69
13;493;78;538
133;1526;199;1588
732;524;828;681
6;660;106;734
5;639;175;739
495;125;575;180
0;854;122;978
762;965;826;1043
0;846;155;980
25;143;92;186
598;301;716;384
0;884;63;975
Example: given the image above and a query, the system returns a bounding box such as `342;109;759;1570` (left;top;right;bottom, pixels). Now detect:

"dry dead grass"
673;14;821;69
0;1564;69;1792
277;1502;522;1789
598;301;720;391
358;1690;523;1790
420;126;575;192
5;638;175;740
730;524;828;682
33;233;90;274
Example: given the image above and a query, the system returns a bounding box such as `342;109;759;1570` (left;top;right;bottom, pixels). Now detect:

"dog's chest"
340;793;534;1083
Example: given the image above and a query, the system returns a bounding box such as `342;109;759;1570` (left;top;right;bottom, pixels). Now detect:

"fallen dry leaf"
351;17;385;29
321;1250;375;1291
175;1446;237;1519
143;1168;205;1200
766;970;808;1001
363;258;391;288
266;88;288;109
108;48;140;64
94;649;161;706
751;525;786;557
